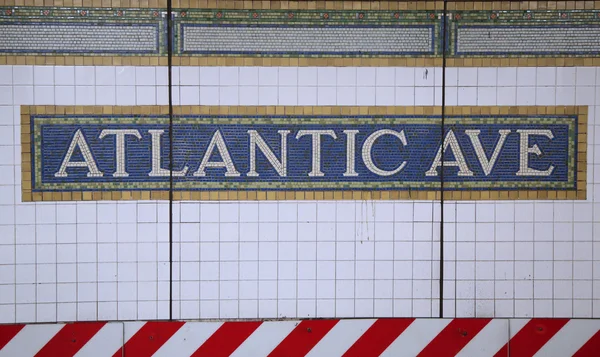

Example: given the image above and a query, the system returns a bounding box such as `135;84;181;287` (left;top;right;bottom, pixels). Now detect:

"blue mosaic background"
33;117;574;191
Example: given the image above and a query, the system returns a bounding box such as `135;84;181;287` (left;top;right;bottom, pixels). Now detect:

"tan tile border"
0;55;168;66
21;105;587;202
3;55;600;67
2;0;599;10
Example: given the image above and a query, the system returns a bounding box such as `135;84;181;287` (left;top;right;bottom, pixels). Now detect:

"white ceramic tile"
497;67;517;86
96;67;116;86
34;66;54;85
75;66;95;86
240;67;259;85
318;67;337;86
376;68;395;86
180;67;200;86
258;67;278;86
219;67;239;86
135;67;156;86
357;67;376;86
13;66;34;85
337;67;357;86
458;68;478;86
199;86;219;105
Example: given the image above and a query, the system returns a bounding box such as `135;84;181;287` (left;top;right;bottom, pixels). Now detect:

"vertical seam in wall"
238;188;241;318
533;202;537;317
439;0;448;318
571;67;579;318
585;68;600;318
256;202;260;317
353;202;357;317
513;196;516;317
315;202;319;318
295;202;299;318
392;202;396;316
33;67;38;323
166;0;174;321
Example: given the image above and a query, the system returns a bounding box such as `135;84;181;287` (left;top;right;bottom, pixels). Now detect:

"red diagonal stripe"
418;319;492;357
343;318;415;357
494;319;570;357
268;319;339;357
573;329;600;357
191;321;262;357
494;344;508;357
113;321;185;357
35;322;106;357
0;324;25;350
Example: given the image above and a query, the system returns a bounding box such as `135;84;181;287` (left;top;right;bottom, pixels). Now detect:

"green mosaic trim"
2;7;600;58
32;115;575;126
35;180;572;191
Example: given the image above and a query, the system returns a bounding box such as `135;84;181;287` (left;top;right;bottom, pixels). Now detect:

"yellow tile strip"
21;105;587;202
3;56;600;68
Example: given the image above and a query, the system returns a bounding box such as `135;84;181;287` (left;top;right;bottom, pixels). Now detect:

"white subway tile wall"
0;65;598;322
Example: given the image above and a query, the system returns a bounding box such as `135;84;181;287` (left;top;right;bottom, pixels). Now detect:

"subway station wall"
0;1;600;323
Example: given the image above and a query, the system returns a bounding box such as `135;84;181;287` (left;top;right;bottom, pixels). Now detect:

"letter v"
465;129;511;176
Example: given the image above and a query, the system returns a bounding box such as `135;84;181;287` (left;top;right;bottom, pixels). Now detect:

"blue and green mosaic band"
21;106;587;201
1;2;599;65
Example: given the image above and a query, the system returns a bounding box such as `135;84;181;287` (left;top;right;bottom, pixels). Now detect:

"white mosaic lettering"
148;130;189;177
247;130;290;177
516;129;555;176
194;130;240;177
426;130;473;177
343;130;359;177
465;129;511;176
296;130;337;177
54;129;103;178
362;129;407;177
99;129;142;178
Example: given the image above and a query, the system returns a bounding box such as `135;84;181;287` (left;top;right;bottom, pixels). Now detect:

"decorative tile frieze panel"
1;4;600;65
21;106;587;201
0;22;160;54
0;7;166;58
456;25;600;55
179;24;435;57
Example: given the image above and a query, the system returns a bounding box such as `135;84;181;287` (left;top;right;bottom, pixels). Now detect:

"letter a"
55;129;103;177
194;130;240;177
426;130;473;177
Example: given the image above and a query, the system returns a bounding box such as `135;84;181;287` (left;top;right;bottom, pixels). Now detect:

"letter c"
362;129;407;176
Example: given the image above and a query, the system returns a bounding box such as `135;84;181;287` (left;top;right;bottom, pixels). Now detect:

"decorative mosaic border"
1;1;600;66
2;1;600;11
21;105;587;202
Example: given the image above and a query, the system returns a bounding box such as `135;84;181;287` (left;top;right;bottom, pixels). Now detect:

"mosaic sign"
22;106;586;201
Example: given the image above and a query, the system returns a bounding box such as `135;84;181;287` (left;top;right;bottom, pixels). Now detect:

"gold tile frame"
1;0;600;66
21;105;587;202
